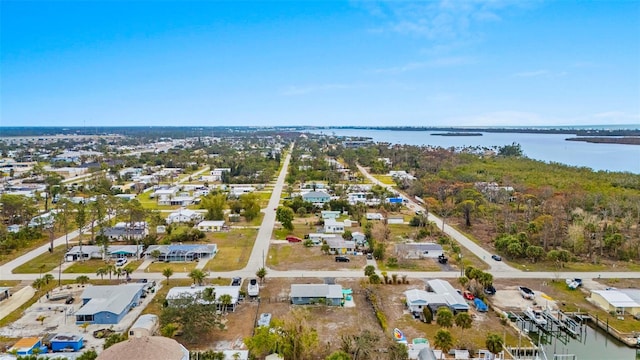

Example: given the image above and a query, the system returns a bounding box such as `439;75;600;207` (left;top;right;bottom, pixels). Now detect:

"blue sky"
1;1;639;127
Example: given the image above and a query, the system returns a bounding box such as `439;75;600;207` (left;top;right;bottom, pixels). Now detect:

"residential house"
290;284;343;306
75;284;146;324
388;170;416;181
196;220;226;232
395;243;444;259
166;286;240;311
158;193;196;206
351;232;367;245
365;213;384;221
590;289;640;316
320;210;341;220
209;168;231;181
326;237;356;254
404;289;430;313
144;244;217;262
324;218;345;234
28;210;59;229
308;233;336;245
424;279;469;313
166;208;204;224
103;222;148;241
230;186;255;197
302;191;331;204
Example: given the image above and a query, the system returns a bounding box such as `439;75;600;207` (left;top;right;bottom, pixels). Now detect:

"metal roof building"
75;284;145;325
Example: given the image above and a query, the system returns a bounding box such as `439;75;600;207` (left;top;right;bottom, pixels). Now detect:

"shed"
50;333;84;352
129;314;159;337
9;337;46;355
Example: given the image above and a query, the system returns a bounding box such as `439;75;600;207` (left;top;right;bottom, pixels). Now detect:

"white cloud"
592;111;640;120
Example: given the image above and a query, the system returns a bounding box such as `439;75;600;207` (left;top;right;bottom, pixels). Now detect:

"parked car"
491;254;502;261
484;285;496;295
231;277;242;287
438;254;448;264
366;253;373;260
65;296;74;304
115;258;127;267
335;256;350;262
463;290;474;300
519;286;535;300
286;236;303;243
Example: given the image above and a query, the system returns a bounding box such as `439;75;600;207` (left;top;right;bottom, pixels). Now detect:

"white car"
115;258;127;267
248;278;259;297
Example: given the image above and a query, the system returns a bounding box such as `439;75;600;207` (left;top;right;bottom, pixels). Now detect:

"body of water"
540;323;638;360
308;129;640;174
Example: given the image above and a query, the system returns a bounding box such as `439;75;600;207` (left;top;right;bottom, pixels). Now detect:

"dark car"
335;256;350;262
484;285;496;295
491;254;502;261
65;296;74;304
231;277;242;286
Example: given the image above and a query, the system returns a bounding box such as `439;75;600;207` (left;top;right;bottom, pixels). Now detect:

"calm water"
308;129;640;174
539;324;638;360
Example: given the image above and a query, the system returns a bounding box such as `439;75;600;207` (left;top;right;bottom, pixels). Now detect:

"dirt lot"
267;243;367;271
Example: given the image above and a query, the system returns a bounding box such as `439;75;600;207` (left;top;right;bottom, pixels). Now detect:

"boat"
248;278;259;297
566;278;582;290
525;306;548;326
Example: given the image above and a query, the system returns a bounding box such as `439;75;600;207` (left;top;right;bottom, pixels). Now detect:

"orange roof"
12;337;40;349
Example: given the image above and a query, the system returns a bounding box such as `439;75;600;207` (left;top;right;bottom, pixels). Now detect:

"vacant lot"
204;228;258;271
267;243;366;271
12;246;67;274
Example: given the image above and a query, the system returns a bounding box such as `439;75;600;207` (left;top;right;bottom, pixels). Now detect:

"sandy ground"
0;287;35;321
0;281;162;356
490;286;557;312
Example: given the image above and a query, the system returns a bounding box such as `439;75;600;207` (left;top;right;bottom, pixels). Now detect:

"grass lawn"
0;280;20;288
147;261;197;273
136;191;181;211
372;174;396;185
205;228;258;271
12;246;67;274
517;260;640;272
64;259;144;274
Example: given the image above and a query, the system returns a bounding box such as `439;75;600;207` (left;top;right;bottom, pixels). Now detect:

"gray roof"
76;284;145;316
326;237;356;250
302;191;330;199
426;279;468;310
130;314;158;331
397;243;442;251
290;284;343;299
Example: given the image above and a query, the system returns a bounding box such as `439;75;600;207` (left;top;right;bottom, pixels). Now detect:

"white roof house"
196;220;226;232
166;286;240;310
324;218;345;234
166;208;204;224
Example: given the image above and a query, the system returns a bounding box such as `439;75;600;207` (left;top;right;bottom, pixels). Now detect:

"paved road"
356;164;516;273
242;145;293;274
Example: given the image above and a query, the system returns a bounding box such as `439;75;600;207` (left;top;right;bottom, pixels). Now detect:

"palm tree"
433;329;453;360
188;269;206;286
485;333;504;360
96;267;107;280
458;276;469;289
115;267;124;280
454;312;472;336
105;264;116;280
163;267;174;284
436;307;453;328
219;294;232;313
32;278;45;292
256;267;267;284
43;273;55;285
76;275;90;286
